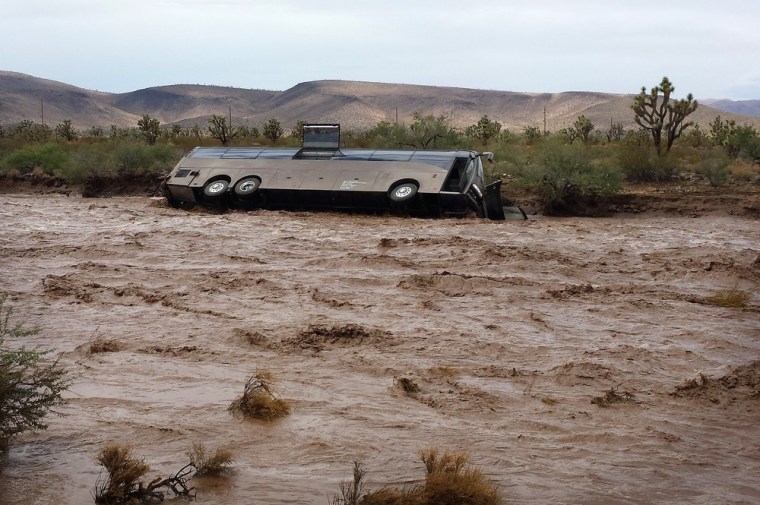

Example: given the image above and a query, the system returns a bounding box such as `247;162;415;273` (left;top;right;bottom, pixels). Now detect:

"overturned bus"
162;124;508;220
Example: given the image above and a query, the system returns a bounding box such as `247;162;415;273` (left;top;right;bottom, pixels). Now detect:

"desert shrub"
332;460;368;505
0;295;69;453
519;138;623;215
187;442;234;477
696;149;731;187
94;443;151;503
113;142;154;176
228;371;291;421
2;142;68;175
727;158;760;183
94;443;196;504
7;120;53;142
418;448;502;505
112;142;176;177
618;143;677;182
334;448;503;505
707;288;749;308
591;387;638;407
58;143;115;181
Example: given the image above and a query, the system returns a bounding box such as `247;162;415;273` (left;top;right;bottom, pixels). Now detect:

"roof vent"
295;123;342;159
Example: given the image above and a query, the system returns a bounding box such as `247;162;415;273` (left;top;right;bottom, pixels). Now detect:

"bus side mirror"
480;152;494;163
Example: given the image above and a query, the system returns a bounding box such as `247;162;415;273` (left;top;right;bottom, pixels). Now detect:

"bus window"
463;158;475;185
444;158;468;192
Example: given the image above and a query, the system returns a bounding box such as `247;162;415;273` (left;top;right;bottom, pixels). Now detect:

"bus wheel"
203;179;229;198
234;177;261;196
389;182;418;202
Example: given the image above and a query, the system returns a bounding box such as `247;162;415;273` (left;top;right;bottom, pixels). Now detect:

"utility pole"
543;106;547;136
41;99;44;125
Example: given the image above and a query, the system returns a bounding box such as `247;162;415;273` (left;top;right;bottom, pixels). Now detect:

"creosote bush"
618;143;677;182
94;442;233;503
696;148;731;187
333;448;503;505
228;371;291;421
187;442;234;477
519;138;623;215
93;443;151;504
0;295;69;453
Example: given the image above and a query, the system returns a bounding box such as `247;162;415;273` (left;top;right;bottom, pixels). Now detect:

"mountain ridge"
1;71;758;133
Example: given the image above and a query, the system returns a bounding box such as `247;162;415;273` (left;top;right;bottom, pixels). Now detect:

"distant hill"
1;70;758;133
702;98;760;119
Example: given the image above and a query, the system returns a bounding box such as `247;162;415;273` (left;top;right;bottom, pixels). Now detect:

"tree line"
1;76;759;212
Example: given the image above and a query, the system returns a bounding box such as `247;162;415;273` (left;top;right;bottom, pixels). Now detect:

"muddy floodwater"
0;194;758;505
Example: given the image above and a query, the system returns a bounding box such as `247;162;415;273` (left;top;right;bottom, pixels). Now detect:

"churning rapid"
0;194;758;505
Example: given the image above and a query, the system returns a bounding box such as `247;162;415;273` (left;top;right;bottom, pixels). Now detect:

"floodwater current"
0;194;758;504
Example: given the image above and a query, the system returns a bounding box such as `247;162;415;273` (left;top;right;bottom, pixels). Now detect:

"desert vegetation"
0;295;69;456
1;77;759;214
706;287;750;308
228;370;291;421
332;448;503;505
93;442;233;504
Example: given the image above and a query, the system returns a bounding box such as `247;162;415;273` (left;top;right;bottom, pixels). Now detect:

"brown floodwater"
0;194;758;504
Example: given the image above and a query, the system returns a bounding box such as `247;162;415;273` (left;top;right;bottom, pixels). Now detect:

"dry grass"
228;371;291;421
728;159;760;181
93;443;150;504
335;448;503;505
93;442;197;503
187;442;234;477
707;288;750;308
591;387;638;407
395;377;421;394
89;338;122;354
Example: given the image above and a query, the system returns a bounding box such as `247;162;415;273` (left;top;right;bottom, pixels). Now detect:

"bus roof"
186;147;471;169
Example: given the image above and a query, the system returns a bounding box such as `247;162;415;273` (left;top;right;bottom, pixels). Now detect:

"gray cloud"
2;0;759;99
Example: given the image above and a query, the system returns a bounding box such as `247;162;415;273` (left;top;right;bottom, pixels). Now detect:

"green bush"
696;149;731;187
0;295;69;453
59;143;114;181
518;138;623;215
113;142;176;176
617;140;680;183
2;143;68;175
56;142;180;182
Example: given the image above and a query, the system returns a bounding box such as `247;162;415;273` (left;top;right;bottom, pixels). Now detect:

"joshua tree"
573;115;594;143
262;117;283;142
632;77;697;155
466;115;502;145
54;119;78;142
208;114;237;146
137;114;161;145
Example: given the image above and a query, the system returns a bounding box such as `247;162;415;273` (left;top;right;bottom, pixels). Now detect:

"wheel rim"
239;181;257;192
207;181;226;194
395;186;413;198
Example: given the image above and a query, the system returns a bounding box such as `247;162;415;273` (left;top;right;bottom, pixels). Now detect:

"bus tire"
389;182;418;202
203;179;229;198
234;177;261;196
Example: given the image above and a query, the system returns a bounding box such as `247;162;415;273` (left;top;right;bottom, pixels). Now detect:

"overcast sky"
3;0;759;100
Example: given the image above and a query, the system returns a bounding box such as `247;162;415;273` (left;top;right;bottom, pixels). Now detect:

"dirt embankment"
0;172;164;198
3;172;760;218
